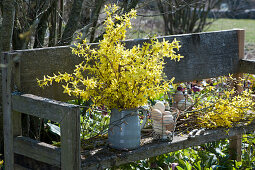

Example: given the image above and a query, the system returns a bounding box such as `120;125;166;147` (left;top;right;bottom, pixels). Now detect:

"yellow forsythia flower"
38;4;183;110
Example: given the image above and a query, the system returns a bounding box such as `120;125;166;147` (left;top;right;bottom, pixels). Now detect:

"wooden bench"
1;29;255;169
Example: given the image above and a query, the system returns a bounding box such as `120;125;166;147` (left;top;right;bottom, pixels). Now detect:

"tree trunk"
156;0;170;35
157;0;223;35
34;0;56;48
57;0;64;43
48;0;57;47
59;0;84;45
122;0;139;14
1;0;15;51
12;22;27;50
89;0;104;42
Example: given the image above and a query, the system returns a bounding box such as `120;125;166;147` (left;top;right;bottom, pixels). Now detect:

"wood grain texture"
12;93;78;122
13;136;61;167
4;29;241;101
13;111;21;137
239;59;255;74
2;53;14;170
60;105;81;170
237;30;245;60
229;29;245;162
0;68;3;152
12;57;22;138
12;93;80;169
14;163;30;170
81;121;255;169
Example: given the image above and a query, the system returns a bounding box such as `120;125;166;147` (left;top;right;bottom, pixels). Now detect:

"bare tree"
87;0;140;43
1;0;15;51
157;0;222;35
58;0;85;45
225;0;250;11
34;0;58;48
77;0;105;43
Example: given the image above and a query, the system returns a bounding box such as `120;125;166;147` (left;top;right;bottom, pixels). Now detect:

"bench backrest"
2;29;244;101
1;29;250;170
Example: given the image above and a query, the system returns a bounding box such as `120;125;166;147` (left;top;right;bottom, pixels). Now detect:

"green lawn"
208;19;255;43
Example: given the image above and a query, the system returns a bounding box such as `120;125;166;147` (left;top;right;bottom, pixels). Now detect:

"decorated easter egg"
153;101;165;113
150;109;163;121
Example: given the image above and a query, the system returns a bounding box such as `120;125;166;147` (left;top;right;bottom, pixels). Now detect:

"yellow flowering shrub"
193;76;255;128
38;4;183;110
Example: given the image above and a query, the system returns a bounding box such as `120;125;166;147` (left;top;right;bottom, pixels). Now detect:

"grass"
208;19;255;43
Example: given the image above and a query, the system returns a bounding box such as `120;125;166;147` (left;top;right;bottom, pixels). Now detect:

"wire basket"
152;108;180;141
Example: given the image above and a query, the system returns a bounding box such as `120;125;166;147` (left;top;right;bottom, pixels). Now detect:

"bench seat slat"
14;136;61;167
81;121;255;169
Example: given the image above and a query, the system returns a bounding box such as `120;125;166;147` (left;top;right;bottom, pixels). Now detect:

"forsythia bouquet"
38;4;183;110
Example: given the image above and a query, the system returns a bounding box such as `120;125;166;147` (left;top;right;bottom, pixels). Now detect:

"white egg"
163;111;172;116
150;109;163;121
153;101;165;113
152;121;166;134
162;114;174;125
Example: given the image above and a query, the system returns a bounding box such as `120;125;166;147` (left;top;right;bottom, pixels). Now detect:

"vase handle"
138;106;148;130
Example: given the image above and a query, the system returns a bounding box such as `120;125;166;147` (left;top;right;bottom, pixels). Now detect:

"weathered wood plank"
2;53;14;170
13;111;21;137
12;93;78;122
0;66;3;153
12;56;22;138
4;29;241;101
60;105;81;170
239;59;255;74
13;136;61;167
81;121;255;170
14;163;30;170
229;29;245;161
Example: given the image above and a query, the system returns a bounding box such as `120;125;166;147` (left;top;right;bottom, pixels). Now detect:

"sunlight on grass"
208;19;255;43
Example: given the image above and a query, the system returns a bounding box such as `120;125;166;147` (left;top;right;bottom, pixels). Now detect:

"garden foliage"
191;75;255;128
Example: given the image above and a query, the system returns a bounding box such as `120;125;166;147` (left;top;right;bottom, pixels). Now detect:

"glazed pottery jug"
108;108;147;150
